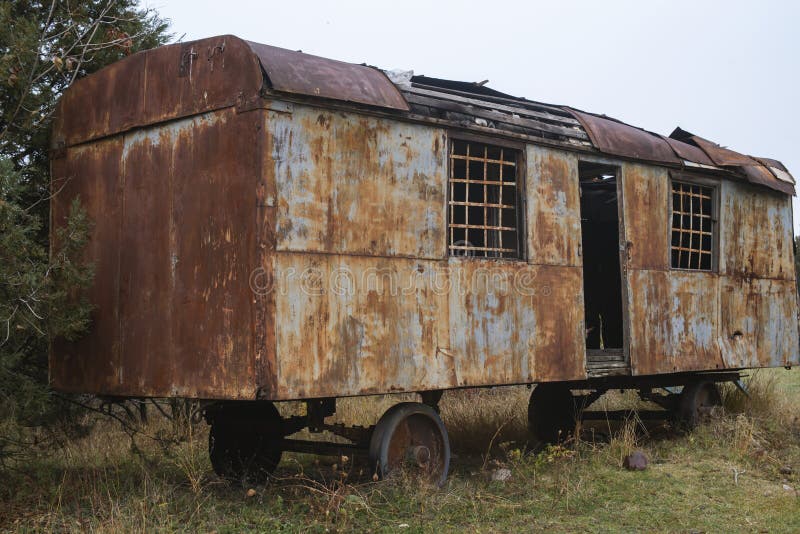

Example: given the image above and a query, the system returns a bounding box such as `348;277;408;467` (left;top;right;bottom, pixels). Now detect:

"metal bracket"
178;44;197;78
307;398;336;432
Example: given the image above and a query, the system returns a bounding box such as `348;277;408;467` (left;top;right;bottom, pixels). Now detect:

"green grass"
2;369;799;533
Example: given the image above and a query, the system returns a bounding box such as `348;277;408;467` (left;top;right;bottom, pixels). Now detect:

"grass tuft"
2;369;799;532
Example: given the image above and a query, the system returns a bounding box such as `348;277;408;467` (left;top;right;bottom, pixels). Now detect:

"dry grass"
1;369;799;532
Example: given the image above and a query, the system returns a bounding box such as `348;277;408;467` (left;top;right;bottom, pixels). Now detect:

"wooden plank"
408;83;577;122
586;348;625;362
405;85;581;126
586;360;629;369
406;93;588;141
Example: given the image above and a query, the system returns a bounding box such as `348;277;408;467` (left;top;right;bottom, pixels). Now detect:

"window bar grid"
449;142;455;253
498;149;504;255
672;184;683;267
465;142;470;236
448;141;519;258
671;182;713;270
483;146;488;253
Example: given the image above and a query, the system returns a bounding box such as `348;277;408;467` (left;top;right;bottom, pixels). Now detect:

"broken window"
448;139;522;259
670;181;715;270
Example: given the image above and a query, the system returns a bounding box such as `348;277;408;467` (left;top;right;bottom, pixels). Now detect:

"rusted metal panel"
689;135;757;167
719;278;799;369
268;105;447;259
118;126;174;396
270;254;586;400
719;180;794;280
141;37;262;127
165;110;262;399
246;42;409;111
526;265;587;381
628;270;721;375
626;174;798;376
50;138;124;393
272;254;445;399
739;164;796;196
446;258;534;387
569;114;795;195
526;145;582;266
566;109;681;165
620;163;670;270
661;135;714;166
52;108;263;399
670;130;795;196
52;36;262;148
448;261;585;385
51;52;147;149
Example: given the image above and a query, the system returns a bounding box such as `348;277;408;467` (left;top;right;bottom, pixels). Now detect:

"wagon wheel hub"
407;445;432;468
369;402;451;486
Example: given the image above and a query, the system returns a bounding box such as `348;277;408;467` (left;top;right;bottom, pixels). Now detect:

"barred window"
670;181;715;270
448;140;522;259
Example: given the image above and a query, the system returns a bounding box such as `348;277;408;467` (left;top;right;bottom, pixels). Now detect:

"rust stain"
270;107;446;259
628;270;720;375
50;138;125;394
621;163;669;270
527;145;582;266
52;36;262;148
52;109;263;400
721;180;794;280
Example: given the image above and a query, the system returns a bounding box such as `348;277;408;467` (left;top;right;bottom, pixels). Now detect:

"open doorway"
579;162;625;370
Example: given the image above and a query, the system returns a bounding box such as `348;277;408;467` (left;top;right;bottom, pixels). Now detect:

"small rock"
779;466;793;475
623;451;649;471
245;488;257;498
491;468;512;482
783;484;794;492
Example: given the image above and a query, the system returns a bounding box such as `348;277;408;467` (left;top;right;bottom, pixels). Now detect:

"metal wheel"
676;381;722;430
208;402;284;483
528;383;577;443
369;402;450;486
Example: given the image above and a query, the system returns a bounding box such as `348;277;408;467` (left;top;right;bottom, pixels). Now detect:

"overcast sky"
148;0;800;233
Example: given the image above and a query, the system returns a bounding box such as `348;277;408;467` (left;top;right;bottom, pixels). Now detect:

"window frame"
446;133;527;261
668;172;720;273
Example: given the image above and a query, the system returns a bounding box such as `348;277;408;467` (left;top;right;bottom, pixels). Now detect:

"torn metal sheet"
661;135;714;166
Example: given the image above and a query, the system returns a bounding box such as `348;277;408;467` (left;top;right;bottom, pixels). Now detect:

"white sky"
147;0;800;233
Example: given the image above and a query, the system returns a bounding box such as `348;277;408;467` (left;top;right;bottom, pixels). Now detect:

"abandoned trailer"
50;35;798;484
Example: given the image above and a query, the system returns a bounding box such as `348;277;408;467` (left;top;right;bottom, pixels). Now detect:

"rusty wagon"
50;35;799;484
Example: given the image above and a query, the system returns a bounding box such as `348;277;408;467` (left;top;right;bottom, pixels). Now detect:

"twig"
731;467;746;485
482;416;513;471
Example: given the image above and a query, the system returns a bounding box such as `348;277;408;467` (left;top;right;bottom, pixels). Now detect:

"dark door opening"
579;162;625;365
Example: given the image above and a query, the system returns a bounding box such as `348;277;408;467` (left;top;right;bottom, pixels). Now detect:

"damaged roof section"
670;127;795;195
393;75;794;195
559;109;794;195
52;34;794;195
400;75;592;147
